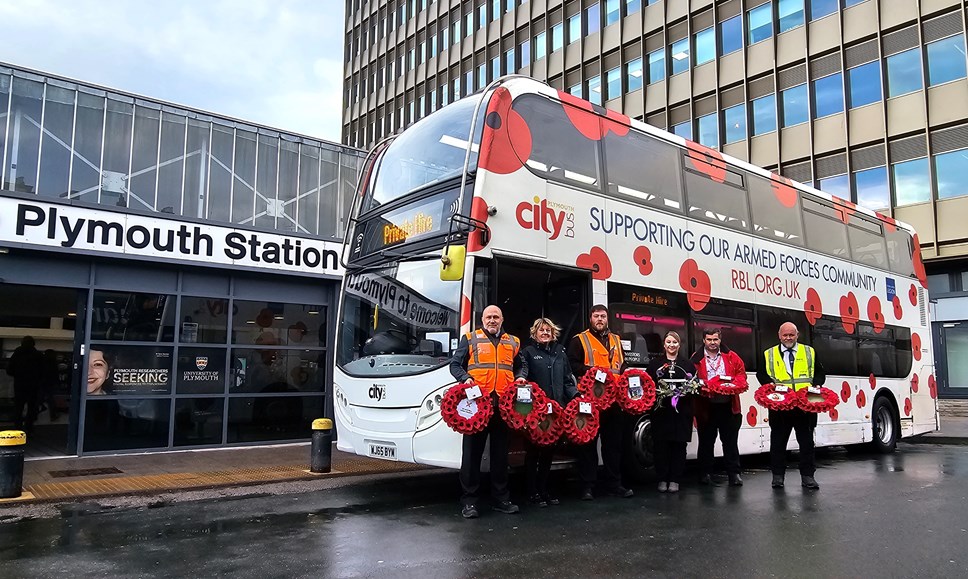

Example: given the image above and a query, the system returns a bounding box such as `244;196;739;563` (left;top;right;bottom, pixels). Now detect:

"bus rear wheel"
625;415;654;482
870;396;898;454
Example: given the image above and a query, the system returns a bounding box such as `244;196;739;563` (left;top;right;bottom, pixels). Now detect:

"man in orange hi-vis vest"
450;304;527;519
567;304;633;500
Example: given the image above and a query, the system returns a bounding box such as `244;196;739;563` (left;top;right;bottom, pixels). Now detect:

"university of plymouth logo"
195;357;209;371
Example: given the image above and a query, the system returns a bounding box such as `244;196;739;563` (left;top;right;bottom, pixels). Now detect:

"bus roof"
489;76;916;238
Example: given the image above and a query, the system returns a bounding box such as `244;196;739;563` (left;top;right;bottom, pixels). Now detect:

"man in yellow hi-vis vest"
756;322;827;490
567;304;632;500
450;304;527;519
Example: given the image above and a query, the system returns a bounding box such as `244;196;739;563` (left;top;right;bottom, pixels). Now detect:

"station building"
342;0;968;398
0;62;364;456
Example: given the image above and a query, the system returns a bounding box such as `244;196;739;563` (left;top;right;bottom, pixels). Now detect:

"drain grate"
48;467;124;478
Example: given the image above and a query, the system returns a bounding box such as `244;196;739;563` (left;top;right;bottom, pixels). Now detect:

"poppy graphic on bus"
515;196;575;240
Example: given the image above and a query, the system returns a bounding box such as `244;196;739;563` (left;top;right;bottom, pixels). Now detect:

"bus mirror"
440;245;466;281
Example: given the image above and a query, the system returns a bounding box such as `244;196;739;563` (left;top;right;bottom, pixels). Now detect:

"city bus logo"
515;196;575;240
368;384;387;401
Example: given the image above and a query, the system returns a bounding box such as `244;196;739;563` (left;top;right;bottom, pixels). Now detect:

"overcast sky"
0;0;346;143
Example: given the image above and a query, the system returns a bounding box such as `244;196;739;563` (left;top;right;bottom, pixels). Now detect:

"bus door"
493;259;590;344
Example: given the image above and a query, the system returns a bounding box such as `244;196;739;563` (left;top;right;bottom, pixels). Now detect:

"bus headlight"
415;384;450;432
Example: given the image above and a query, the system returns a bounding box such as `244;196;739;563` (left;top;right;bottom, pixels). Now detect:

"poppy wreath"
703;373;750;397
499;382;547;432
562;396;601;445
529;398;564;447
795;387;840;414
616;369;657;414
440;383;493;435
577;366;617;411
753;384;800;412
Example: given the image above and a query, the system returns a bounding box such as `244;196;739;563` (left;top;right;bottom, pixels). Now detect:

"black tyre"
870;395;898;454
624;414;654;482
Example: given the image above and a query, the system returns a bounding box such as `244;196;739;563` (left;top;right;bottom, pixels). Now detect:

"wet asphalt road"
1;444;967;578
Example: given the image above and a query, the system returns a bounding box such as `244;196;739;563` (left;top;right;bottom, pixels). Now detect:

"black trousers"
525;443;554;497
576;406;626;491
460;394;510;507
697;403;742;476
769;408;817;477
13;387;39;430
654;440;688;483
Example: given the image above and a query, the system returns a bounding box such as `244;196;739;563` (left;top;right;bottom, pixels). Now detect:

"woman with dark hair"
87;349;112;395
646;330;697;493
520;317;577;507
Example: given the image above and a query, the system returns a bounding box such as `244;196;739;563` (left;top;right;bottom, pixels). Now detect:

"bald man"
756;322;826;490
450;305;527;518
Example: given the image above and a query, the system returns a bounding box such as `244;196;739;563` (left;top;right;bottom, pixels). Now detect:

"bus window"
811;316;859;376
366;96;482;212
756;306;808;362
748;174;804;246
512;95;602;190
848;215;888;270
886;228;916;279
683;169;751;232
613;311;688;367
692;321;757;371
802;198;849;259
857;323;898;378
893;326;914;378
603;129;683;212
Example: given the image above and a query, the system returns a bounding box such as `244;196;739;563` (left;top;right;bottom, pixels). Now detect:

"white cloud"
0;0;346;142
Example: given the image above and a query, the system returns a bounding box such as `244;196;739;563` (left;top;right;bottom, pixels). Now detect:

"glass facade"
781;84;809;127
1;67;363;240
886;48;923;97
812;73;844;118
892;157;931;206
926;34;968;87
848;61;882;108
720;15;743;56
752;94;777;135
724;104;747;144
748;3;773;44
82;288;328;453
935;149;968;200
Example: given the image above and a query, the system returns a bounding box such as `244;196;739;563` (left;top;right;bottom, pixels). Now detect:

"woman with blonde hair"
520;317;577;506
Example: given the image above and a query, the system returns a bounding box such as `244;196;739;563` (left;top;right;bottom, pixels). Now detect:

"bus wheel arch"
870;391;900;454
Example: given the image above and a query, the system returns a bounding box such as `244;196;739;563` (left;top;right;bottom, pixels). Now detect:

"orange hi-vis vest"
578;330;624;376
465;329;521;395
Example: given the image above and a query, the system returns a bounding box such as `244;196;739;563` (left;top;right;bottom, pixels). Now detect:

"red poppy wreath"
578;366;617;411
529;398;564;446
795;387;840;413
440;383;493;435
562;396;600;445
703;373;749;396
499;382;547;431
753;384;800;412
615;368;656;414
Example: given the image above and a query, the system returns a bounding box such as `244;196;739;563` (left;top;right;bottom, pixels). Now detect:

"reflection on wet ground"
2;444;967;578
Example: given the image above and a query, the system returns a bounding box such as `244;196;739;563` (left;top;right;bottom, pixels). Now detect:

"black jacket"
521;340;578;405
646;356;698;443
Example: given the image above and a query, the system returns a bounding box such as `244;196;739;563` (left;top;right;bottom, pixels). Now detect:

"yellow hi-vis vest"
766;344;816;391
465;329;520;395
578;330;624;376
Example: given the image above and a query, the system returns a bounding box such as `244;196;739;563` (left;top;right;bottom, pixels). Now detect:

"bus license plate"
368;443;397;460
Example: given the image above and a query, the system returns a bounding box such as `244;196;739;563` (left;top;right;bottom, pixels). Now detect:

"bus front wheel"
870;395;898;454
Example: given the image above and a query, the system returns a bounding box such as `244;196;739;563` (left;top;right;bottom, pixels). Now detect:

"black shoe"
729;474;744;487
461;505;479;519
528;493;548;508
605;486;634;498
580;489;594;501
699;474;713;485
801;476;820;490
772;475;785;489
493;501;520;514
543;494;560;506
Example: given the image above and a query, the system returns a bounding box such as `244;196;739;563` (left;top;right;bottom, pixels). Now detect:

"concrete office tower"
342;0;968;397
